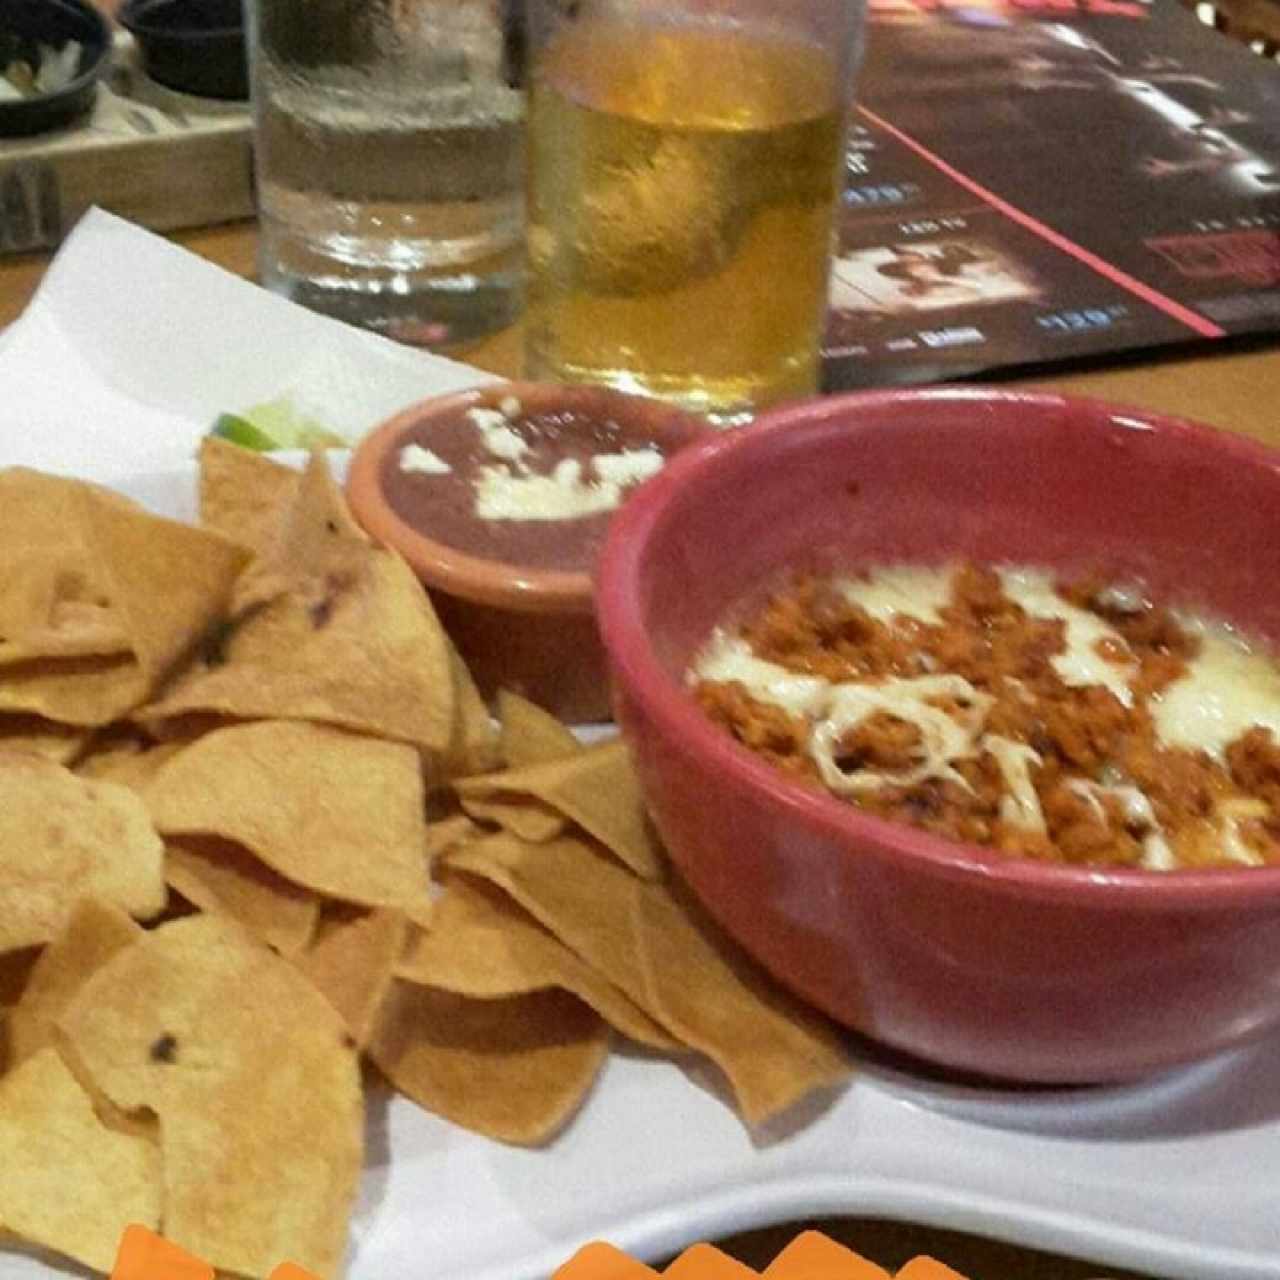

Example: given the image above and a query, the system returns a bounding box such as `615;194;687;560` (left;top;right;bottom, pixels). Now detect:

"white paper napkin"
0;209;500;481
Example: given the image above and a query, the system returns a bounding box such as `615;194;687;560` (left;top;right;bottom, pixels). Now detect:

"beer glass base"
523;354;814;428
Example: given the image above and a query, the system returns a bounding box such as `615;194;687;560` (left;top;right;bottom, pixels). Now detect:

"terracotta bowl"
346;382;711;722
595;385;1280;1083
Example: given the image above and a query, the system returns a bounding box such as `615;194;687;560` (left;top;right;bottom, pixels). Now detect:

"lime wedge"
208;398;347;452
210;413;279;451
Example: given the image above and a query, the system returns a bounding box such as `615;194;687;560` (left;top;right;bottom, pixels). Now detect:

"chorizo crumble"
692;563;1280;870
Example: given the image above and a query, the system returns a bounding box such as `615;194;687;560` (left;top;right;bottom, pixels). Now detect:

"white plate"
5;464;1280;1280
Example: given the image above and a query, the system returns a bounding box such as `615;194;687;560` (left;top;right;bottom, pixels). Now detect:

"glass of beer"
524;0;866;422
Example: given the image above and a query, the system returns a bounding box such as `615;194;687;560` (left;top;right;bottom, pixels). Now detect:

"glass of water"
246;0;526;347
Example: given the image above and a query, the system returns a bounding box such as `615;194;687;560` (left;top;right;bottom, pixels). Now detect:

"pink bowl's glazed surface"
595;386;1280;1083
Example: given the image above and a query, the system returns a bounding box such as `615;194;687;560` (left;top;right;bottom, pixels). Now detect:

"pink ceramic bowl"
596;386;1280;1083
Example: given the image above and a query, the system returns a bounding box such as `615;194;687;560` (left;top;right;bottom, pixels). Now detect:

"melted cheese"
1142;832;1176;871
998;568;1136;707
1215;796;1269;867
693;631;830;719
810;675;992;794
1151;619;1280;761
1066;779;1173;870
983;735;1044;833
839;565;954;627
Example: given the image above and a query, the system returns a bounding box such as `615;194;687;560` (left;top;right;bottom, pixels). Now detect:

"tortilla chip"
370;981;607;1145
0;754;166;953
426;813;481;869
442;638;500;779
144;720;432;913
0;594;128;665
0;485;248;728
0;467;121;547
0;713;91;764
0;949;37;1010
401;877;676;1050
198;437;300;557
447;832;852;1126
895;1259;969;1280
497;690;583;767
58;915;362;1280
234;447;371;610
446;832;653;1000
555;1242;660;1280
76;485;251;686
764;1233;891;1280
7;899;142;1068
459;793;566;842
74;732;190;791
631;884;853;1128
454;739;665;879
165;837;319;958
0;653;149;730
665;1245;758;1280
0;471;121;645
0;1048;161;1272
140;453;458;759
294;907;406;1047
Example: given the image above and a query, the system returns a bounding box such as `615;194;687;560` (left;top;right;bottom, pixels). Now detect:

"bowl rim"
596;383;1280;905
0;0;110;117
345;381;713;616
118;0;243;39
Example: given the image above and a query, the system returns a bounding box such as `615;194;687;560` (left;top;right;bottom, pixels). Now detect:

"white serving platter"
4;461;1280;1280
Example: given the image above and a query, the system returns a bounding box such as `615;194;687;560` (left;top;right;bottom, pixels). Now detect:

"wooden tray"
0;33;252;257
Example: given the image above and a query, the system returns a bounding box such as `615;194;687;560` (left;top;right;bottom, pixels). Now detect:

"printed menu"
823;0;1280;387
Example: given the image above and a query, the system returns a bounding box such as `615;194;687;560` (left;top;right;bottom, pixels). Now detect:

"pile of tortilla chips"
0;443;853;1280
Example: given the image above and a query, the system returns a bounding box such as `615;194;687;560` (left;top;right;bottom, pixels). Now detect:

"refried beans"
690;562;1280;870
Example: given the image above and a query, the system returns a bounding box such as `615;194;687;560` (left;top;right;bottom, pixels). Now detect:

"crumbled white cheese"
474;465;623;521
464;404;665;521
839;565;955;628
398;443;453;476
467;407;512;433
592;447;665;488
550;458;581;488
999;567;1136;707
467;407;530;465
810;674;992;795
692;630;830;719
1152;618;1280;761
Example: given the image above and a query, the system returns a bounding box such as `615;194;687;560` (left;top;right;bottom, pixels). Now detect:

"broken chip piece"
0;754;166;954
58;915;363;1280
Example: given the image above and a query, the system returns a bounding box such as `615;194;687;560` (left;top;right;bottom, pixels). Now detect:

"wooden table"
3;219;1280;453
1;218;1257;1280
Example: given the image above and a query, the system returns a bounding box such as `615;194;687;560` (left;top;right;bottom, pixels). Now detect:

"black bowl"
0;0;111;138
119;0;247;101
